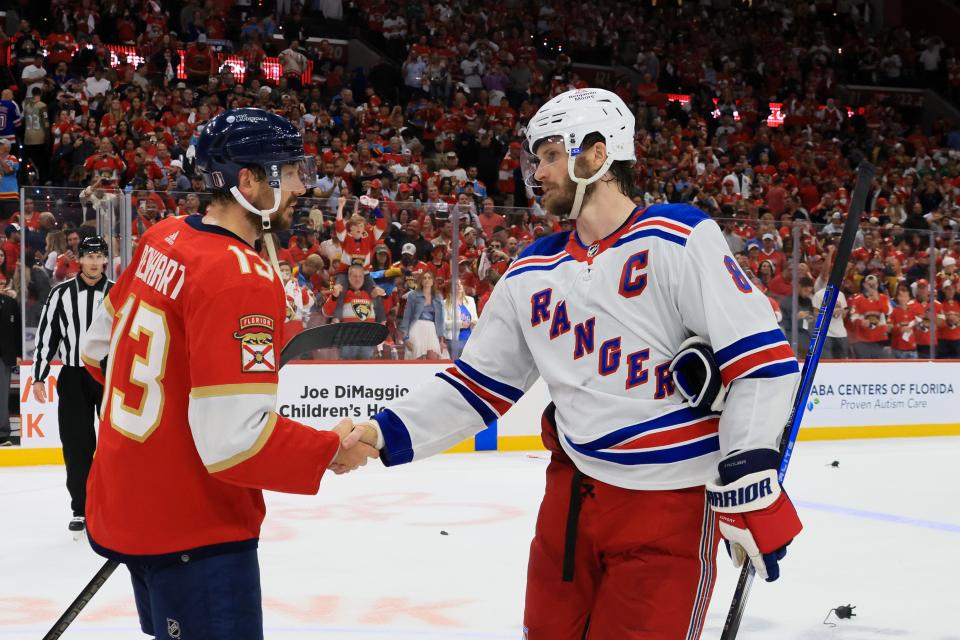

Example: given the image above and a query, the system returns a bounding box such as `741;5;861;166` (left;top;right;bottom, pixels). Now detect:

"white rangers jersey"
373;204;800;489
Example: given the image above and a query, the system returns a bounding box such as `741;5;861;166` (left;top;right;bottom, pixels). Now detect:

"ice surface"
1;437;958;639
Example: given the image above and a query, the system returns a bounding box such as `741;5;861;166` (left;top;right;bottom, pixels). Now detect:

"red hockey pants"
523;410;719;639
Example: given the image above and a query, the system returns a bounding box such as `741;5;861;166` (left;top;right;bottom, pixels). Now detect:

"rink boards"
4;360;960;466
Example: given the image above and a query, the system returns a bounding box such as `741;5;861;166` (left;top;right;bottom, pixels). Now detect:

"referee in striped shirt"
32;235;113;534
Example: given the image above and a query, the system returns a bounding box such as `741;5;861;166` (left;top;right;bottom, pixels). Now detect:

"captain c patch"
234;314;276;372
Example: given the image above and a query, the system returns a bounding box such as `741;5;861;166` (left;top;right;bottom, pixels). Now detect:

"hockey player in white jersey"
339;88;803;638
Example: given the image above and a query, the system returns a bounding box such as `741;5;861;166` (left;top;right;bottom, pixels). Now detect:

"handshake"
329;419;381;475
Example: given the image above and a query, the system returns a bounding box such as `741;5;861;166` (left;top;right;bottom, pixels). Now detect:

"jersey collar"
185;213;254;248
565;206;645;263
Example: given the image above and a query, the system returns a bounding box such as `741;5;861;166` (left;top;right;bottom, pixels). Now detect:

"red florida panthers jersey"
81;215;340;557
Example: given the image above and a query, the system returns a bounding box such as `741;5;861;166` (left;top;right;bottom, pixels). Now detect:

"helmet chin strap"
230;185;284;278
566;154;614;220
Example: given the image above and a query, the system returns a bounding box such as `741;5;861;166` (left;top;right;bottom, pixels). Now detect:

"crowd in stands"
0;0;959;361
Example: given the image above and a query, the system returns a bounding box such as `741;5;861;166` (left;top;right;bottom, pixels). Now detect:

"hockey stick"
43;321;388;640
42;559;119;640
719;161;876;640
279;322;388;367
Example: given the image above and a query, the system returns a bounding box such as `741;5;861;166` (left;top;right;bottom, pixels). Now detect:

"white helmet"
522;88;636;219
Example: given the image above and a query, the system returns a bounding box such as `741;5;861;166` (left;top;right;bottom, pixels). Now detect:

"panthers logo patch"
351;300;372;321
234;314;276;372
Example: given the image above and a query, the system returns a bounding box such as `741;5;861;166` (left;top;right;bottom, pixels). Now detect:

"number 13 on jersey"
102;293;172;442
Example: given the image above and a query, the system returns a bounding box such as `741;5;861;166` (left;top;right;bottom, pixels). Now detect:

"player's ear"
588;140;607;171
236;166;261;197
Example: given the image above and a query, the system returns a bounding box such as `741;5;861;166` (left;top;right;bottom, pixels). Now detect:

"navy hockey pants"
128;548;262;640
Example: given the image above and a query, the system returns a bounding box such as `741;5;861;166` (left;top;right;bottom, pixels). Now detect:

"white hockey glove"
706;449;803;582
668;336;726;412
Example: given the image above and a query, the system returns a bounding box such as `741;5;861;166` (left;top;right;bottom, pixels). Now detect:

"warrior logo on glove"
706;448;803;582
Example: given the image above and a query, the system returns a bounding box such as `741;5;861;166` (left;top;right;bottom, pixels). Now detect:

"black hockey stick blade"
719;161;876;640
42;559;119;640
279;322;388;367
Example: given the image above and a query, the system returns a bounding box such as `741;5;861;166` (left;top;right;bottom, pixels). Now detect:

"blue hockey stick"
719;161;876;639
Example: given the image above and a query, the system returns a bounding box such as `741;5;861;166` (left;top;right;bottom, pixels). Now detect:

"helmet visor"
283;155;319;190
520;135;567;187
264;155;319;190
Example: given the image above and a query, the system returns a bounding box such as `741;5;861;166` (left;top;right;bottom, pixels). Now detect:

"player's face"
79;252;106;279
531;139;582;217
253;164;306;231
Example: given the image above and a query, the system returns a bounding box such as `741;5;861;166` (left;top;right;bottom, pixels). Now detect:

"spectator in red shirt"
54;228;82;283
939;279;960;359
393;242;429;274
766;176;788;217
334;195;386;274
755;260;776;290
184;35;215;84
498;142;522;206
478;196;505;238
322;264;385;360
908;280;943;360
766;262;793;299
889;283;919;359
83;138;126;180
425;243;451;284
758;232;786;274
936;256;957;290
850;274;892;359
1;224;19;276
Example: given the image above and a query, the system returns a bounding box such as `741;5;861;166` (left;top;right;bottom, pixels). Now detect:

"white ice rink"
2;437;959;640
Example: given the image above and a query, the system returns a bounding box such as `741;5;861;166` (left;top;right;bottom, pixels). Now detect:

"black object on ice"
823;603;856;626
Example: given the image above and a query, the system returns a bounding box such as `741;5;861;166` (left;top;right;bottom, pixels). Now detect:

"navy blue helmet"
194;108;317;193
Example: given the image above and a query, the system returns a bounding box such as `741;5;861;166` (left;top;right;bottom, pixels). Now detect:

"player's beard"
541;178;599;218
268;192;300;231
539;160;598;218
247;190;299;232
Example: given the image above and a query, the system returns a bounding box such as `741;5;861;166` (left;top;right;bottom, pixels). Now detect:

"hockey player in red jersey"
79;108;378;640
337;89;803;638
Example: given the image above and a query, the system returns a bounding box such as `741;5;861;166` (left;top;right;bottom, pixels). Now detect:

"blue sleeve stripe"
436;372;498;426
576;406;719;451
454;358;523;402
614;229;688;248
565;435;720;465
516;230;569;259
641;203;710;228
715;329;789;366
374;408;414;466
505;256;574;279
741;360;800;380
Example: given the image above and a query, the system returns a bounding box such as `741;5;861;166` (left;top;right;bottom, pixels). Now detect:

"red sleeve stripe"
445;366;513;416
629;217;693;236
508;251;568;270
720;343;797;386
611;418;719;451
